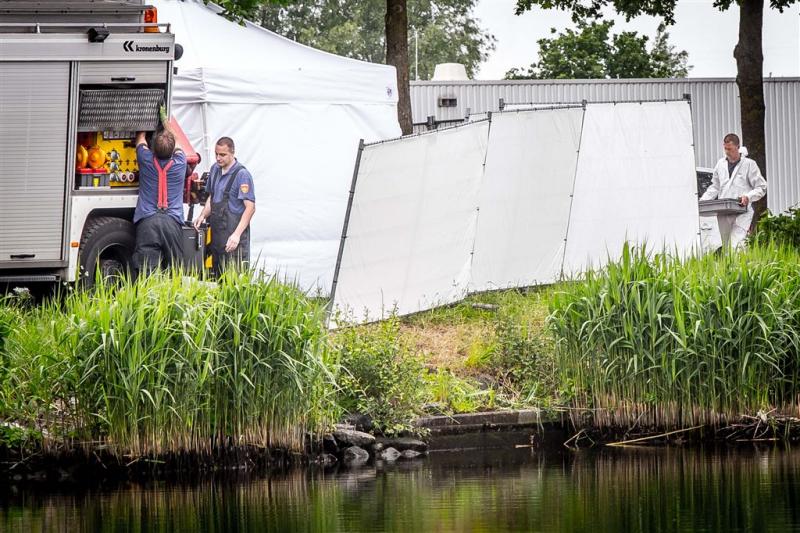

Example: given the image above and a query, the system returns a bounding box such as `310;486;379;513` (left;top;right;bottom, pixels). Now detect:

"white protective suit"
700;154;767;249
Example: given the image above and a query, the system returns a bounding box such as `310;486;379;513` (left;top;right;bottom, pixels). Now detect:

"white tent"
154;0;401;290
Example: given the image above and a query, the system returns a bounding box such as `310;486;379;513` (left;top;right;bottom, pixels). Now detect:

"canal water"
3;432;800;532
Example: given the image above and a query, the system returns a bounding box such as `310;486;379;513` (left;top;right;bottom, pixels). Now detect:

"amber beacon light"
144;7;159;33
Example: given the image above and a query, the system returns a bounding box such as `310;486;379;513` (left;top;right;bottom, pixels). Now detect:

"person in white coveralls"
700;133;767;249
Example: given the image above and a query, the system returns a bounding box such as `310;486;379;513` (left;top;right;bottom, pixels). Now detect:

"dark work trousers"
209;200;250;279
132;211;184;277
209;210;250;278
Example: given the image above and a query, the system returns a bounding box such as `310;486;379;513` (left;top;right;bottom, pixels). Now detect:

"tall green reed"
549;243;800;428
2;269;337;457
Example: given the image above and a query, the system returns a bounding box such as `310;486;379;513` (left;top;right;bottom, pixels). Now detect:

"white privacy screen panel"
562;101;699;275
332;121;490;323
470;107;584;291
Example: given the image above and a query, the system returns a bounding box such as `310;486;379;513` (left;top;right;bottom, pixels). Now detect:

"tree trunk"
734;0;767;227
385;0;413;134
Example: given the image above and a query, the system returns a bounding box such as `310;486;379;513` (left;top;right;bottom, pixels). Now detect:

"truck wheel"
79;216;136;287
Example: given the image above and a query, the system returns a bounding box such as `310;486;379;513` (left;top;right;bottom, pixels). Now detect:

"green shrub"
334;318;426;435
0;423;42;452
753;208;800;249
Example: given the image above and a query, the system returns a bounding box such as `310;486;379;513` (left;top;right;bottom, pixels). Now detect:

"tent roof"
156;0;392;71
154;0;399;104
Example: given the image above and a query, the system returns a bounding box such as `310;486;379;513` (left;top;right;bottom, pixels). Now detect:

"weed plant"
751;208;800;249
489;290;559;406
425;369;495;413
0;299;13;356
334;318;427;435
0;299;16;380
549;243;800;428
0;295;71;446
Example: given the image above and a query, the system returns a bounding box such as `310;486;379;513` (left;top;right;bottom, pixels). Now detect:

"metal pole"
327;139;366;322
559;101;587;280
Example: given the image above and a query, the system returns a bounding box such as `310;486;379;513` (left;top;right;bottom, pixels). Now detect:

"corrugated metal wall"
765;80;800;215
411;78;800;213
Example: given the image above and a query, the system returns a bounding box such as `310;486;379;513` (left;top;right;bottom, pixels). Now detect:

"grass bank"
332;288;560;435
335;242;800;438
3;241;800;466
1;276;558;462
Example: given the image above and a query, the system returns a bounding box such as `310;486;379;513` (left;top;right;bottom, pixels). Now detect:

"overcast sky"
472;0;800;79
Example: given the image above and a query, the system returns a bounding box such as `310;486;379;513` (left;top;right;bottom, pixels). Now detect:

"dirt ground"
399;321;495;374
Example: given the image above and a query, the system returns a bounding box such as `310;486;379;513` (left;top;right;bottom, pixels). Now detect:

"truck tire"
79;216;136;287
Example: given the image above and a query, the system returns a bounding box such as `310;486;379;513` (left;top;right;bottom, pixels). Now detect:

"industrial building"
411;78;800;213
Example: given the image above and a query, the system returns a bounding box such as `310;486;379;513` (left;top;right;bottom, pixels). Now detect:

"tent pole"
466;112;493;287
327;139;365;324
560;101;588;280
201;100;211;164
684;95;703;246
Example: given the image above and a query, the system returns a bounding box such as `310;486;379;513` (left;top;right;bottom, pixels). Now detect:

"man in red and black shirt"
132;129;187;276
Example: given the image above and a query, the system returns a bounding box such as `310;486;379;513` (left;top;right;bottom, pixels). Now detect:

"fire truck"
0;0;202;286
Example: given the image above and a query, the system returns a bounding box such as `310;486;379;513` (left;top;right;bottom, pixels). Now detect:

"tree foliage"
505;20;690;79
515;0;794;21
257;0;496;79
207;0;294;21
647;21;692;77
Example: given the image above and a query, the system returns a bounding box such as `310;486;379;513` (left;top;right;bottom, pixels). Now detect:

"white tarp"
471;107;584;291
562;102;699;274
154;0;401;290
331;102;699;324
332;122;490;322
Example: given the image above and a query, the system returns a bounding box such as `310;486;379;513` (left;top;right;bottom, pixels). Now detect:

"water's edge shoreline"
7;407;799;487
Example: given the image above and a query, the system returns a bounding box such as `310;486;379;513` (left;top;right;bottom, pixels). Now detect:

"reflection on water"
3;438;800;532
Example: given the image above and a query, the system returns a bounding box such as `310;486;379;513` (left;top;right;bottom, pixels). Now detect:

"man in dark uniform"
193;137;256;277
132;129;187;276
